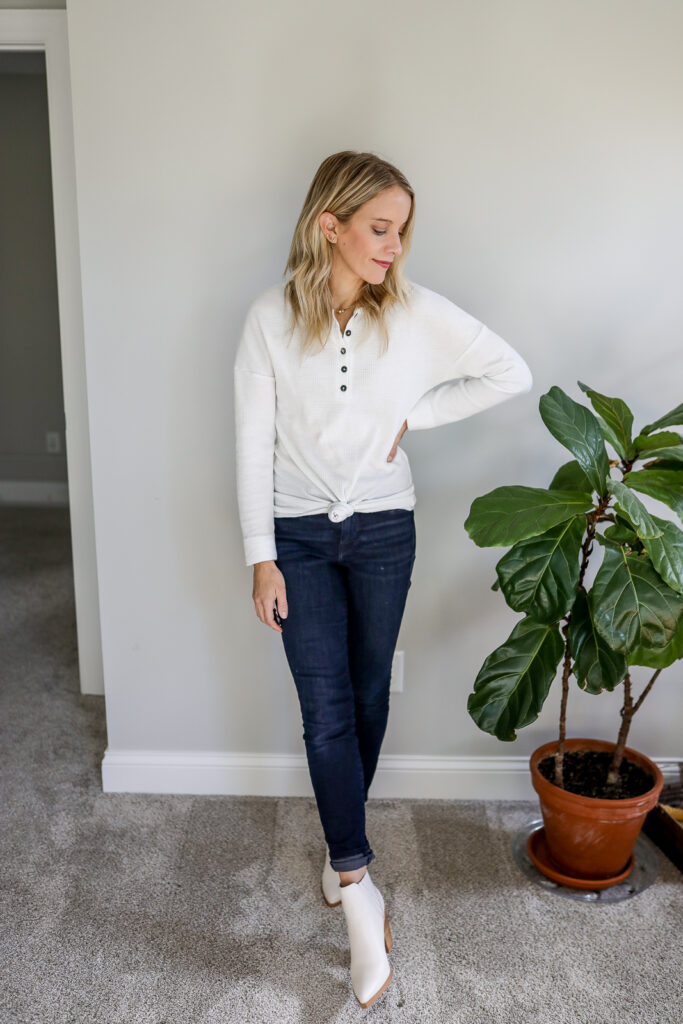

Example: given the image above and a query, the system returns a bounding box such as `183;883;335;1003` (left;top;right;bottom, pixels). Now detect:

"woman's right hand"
252;560;288;632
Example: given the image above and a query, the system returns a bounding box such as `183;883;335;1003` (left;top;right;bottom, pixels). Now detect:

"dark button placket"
334;309;359;395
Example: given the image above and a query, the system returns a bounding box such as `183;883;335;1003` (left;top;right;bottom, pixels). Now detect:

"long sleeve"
405;321;533;431
233;303;278;566
231;280;534;540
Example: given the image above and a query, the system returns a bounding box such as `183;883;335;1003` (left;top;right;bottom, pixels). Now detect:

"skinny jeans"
274;508;416;872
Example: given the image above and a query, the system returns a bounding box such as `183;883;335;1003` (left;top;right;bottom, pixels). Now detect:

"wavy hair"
283;151;415;358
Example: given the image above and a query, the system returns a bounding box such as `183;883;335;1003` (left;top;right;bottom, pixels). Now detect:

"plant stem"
606;667;662;787
555;452;665;792
554;495;610;789
606;671;633;790
631;667;662;714
601;452;664;789
554;622;571;787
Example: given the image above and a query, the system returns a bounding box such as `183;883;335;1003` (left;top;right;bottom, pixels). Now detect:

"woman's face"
321;185;412;289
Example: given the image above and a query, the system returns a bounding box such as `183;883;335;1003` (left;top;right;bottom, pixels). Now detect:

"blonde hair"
283;150;415;358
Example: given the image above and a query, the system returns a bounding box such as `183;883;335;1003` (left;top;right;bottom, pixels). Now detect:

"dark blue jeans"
274;508;416;872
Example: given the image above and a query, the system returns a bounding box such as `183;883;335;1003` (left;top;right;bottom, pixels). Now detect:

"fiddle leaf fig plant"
463;383;683;792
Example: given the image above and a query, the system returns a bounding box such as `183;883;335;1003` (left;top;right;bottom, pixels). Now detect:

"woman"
233;150;533;1008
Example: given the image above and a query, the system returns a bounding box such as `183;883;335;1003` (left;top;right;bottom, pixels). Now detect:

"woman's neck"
329;269;362;312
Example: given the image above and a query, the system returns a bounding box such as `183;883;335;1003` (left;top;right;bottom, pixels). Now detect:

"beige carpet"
1;506;681;1024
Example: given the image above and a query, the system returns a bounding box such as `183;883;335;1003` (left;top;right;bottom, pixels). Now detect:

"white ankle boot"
321;849;342;907
339;868;393;1009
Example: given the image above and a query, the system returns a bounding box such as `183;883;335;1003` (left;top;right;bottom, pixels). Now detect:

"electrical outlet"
46;431;61;454
390;649;404;692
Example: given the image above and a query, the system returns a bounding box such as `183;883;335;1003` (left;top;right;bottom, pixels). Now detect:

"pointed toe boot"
339;869;393;1009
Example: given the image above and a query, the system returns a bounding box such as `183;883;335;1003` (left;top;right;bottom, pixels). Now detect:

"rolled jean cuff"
330;849;376;872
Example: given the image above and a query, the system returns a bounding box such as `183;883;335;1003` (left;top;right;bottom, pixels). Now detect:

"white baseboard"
101;749;682;799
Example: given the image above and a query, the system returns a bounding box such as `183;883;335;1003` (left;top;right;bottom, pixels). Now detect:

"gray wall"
0;1;64;7
0;58;67;488
64;0;683;768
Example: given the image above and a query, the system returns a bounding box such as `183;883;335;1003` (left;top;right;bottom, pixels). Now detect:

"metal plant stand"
510;815;660;903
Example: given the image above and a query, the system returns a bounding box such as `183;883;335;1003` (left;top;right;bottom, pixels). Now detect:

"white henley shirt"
234;279;533;566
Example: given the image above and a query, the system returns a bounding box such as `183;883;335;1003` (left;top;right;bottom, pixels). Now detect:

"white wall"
63;0;682;789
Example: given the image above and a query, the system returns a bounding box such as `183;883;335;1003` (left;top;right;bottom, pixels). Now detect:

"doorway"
0;10;103;699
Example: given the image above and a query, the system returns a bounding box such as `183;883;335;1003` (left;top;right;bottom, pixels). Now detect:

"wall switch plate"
390;649;404;692
46;431;61;454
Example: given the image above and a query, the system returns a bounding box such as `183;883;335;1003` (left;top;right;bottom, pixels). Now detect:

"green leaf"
615;511;639;532
595;521;643;553
568;587;628;693
603;521;639;546
642;513;683;595
494;515;585;623
596;415;633;460
549;460;594;493
464;486;594;548
466;616;565;741
627;607;683;668
633;431;683;462
640;401;683;436
598;483;683;593
539;386;612;496
591;547;683;653
643;459;683;471
623;467;683;521
645;446;683;464
606;479;662;539
594;532;624;553
594;531;619;551
577;381;635;459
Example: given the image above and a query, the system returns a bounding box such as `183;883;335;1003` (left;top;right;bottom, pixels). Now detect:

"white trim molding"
101;749;682;799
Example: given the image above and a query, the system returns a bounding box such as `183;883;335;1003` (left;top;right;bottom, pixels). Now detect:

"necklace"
334;303;356;314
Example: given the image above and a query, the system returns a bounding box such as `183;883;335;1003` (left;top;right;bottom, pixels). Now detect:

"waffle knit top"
234;280;533;566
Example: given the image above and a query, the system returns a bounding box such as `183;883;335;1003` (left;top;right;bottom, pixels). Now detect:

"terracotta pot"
529;738;664;881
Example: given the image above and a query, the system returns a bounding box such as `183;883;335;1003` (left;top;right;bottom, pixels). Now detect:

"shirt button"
345;330;352;336
340;347;346;354
341;365;347;372
340;384;347;391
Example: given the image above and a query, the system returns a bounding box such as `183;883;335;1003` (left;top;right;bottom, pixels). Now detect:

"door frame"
0;9;103;695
